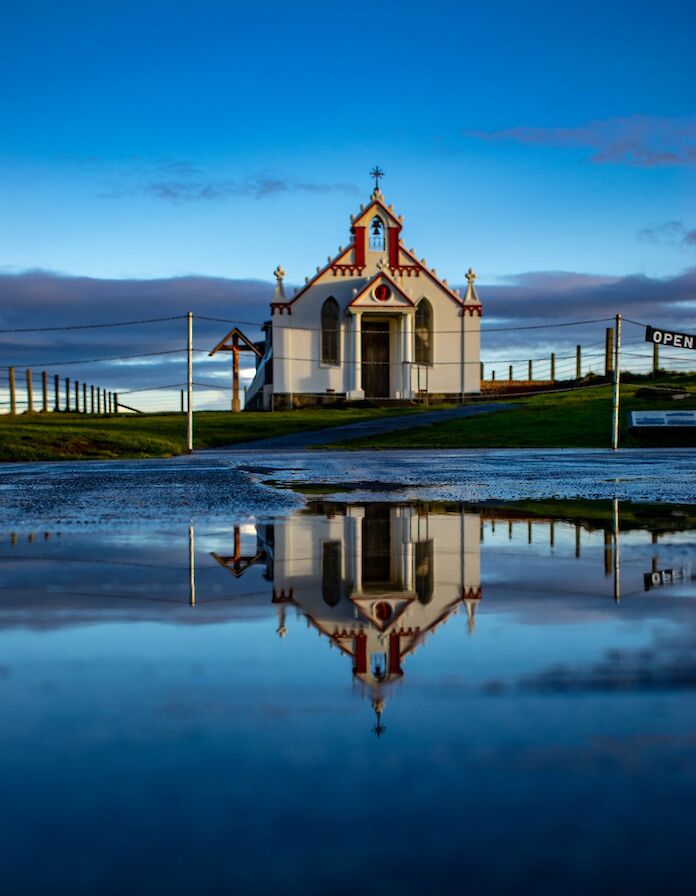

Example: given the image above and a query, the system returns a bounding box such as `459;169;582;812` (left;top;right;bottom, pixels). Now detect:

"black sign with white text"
645;326;696;350
643;568;687;591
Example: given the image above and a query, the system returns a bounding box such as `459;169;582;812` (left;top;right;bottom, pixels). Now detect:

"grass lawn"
326;375;696;450
2;374;695;461
0;406;425;462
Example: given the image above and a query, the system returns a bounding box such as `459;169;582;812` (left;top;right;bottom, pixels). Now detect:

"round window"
375;601;392;621
374;284;391;302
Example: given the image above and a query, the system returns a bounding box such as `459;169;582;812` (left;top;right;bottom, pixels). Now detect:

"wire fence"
0;313;693;416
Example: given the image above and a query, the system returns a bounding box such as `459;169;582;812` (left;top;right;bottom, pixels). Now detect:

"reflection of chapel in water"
257;503;481;733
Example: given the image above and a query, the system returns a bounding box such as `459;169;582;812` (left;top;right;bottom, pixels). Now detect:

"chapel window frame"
320;297;341;366
415;298;434;366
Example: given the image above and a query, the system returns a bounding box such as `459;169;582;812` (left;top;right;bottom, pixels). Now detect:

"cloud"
637;221;696;249
468;267;696;359
1;265;694;394
99;164;360;203
464;114;696;168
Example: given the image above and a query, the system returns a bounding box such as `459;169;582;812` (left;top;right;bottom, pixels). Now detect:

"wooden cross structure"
209;327;262;412
210;526;266;577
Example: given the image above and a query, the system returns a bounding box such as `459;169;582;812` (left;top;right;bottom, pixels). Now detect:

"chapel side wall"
272;276;360;399
415;283;465;395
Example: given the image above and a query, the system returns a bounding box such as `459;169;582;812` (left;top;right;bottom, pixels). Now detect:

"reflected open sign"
643;568;685;591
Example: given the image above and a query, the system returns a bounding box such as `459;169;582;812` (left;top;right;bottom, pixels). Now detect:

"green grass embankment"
0;406;423;462
2;374;694;461
327;377;696;450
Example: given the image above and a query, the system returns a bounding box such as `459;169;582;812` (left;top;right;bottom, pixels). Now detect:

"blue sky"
0;0;694;400
1;0;694;281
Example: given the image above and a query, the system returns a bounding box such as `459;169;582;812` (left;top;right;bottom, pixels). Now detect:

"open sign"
645;326;696;350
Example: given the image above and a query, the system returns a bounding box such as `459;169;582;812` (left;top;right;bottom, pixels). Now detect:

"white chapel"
246;172;482;409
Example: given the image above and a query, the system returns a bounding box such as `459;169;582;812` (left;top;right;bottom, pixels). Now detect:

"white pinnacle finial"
466;267;477;283
273;265;287;300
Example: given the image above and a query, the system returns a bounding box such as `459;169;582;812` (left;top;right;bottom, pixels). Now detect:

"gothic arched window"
415;299;433;365
369;216;385;251
321;297;340;365
415;540;434;604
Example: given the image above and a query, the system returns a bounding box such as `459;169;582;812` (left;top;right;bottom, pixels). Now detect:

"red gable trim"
347;271;416;308
399;246;468;308
352;195;402;229
283;243;357;306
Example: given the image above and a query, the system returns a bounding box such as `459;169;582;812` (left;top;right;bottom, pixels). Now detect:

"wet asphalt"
1;448;695;529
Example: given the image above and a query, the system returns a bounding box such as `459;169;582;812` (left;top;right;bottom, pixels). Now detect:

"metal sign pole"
187;312;194;453
611;313;622;451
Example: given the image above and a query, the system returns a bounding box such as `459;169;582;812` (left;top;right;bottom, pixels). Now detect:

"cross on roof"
370;166;385;190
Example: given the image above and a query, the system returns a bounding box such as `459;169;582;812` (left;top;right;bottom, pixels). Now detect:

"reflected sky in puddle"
1;500;696;894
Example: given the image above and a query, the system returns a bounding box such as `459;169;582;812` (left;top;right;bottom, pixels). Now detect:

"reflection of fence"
0;313;694;417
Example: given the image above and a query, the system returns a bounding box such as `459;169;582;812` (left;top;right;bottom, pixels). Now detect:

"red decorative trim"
461;305;482;317
389;265;420;277
272;588;295;603
271;303;292;315
351;197;402;229
400;247;465;308
331;264;365;276
347;271;415;308
353;226;366;267
463;586;482;601
389;633;403;675
388;226;400;267
354;632;367;674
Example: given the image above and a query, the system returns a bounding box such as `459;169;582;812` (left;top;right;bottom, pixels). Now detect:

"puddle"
2;498;696;893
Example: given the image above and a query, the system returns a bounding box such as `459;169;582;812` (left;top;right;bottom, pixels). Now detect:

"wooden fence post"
82;382;87;413
42;371;48;412
114;393;119;414
528;360;533;381
180;389;185;413
108;391;112;414
550;353;555;382
91;385;95;414
26;369;34;413
652;342;659;375
491;370;496;382
9;367;16;415
605;327;614;376
576;345;582;380
75;380;80;413
54;375;60;411
65;378;71;412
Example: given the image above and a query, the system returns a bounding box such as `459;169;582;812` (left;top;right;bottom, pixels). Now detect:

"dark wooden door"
362;321;390;398
362;505;392;588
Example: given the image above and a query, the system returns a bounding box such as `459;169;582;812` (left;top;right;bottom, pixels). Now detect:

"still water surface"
2;499;695;894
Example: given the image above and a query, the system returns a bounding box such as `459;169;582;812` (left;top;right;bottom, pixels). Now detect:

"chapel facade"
246;176;482;409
